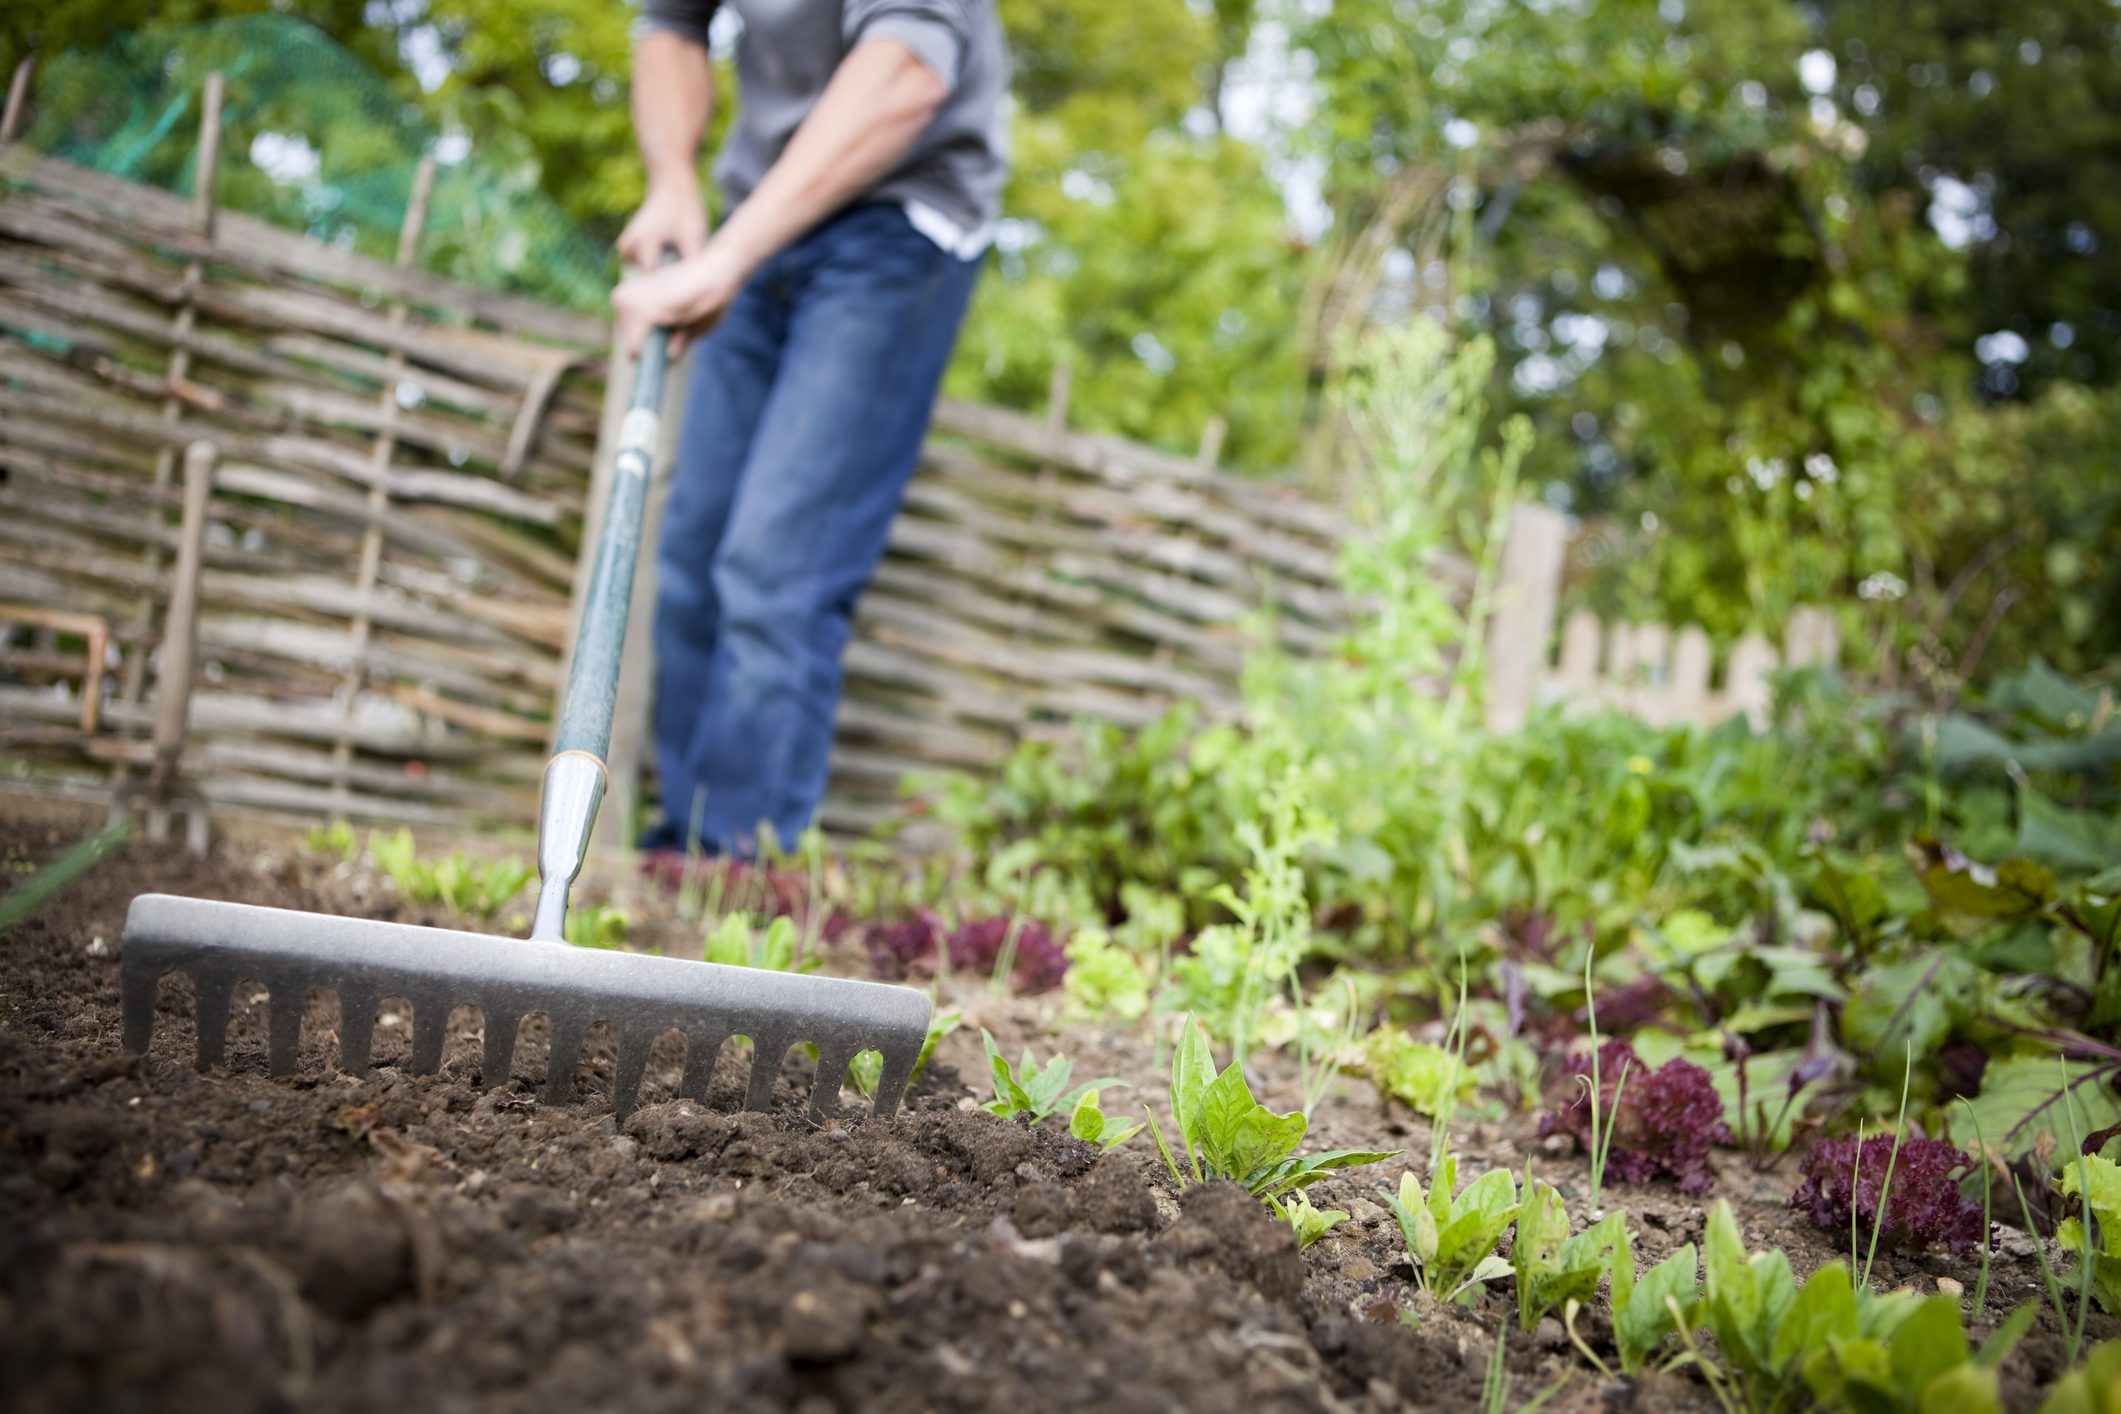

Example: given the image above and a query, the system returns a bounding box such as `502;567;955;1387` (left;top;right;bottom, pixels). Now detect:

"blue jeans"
645;202;981;853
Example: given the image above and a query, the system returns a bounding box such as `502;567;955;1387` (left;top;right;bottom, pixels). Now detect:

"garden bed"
0;807;2098;1413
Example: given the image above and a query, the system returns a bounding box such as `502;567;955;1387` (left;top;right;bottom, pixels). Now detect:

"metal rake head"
119;894;933;1119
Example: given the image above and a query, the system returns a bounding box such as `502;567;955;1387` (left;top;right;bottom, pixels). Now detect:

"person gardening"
610;0;1007;856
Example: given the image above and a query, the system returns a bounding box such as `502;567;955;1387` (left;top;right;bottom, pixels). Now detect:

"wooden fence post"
1723;633;1779;730
1;57;33;146
1483;501;1568;732
120;72;222;708
328;155;438;811
144;441;216;849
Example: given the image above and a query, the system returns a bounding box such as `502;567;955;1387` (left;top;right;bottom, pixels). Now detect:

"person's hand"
611;244;746;358
615;176;709;271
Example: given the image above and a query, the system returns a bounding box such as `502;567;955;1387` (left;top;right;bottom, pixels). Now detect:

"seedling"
1513;1172;1625;1330
847;1006;959;1098
1069;1087;1145;1151
1146;1016;1395;1203
563;902;631;950
1693;1197;2030;1414
1580;949;1632;1212
983;1029;1124;1123
1269;1190;1348;1250
703;913;814;972
1383;1155;1518;1301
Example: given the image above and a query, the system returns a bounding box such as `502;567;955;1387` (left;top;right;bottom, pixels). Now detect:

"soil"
0;804;2104;1413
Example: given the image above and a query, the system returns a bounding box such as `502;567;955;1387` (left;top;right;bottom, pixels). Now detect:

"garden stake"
119;314;932;1120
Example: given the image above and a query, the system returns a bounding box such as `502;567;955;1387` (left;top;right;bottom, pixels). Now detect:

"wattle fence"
0;70;1838;848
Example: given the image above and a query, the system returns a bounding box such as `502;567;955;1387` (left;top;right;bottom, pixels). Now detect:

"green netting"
21;15;614;312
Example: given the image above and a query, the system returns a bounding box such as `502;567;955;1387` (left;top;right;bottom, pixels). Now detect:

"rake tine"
680;1029;727;1102
121;962;157;1056
482;1011;519;1088
194;974;234;1072
267;989;302;1077
545;1013;587;1105
810;1040;854;1120
410;1001;448;1075
612;1027;655;1119
339;989;378;1074
870;1040;920;1120
745;1032;790;1112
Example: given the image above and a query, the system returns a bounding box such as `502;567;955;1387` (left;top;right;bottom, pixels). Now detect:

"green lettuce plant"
1269;1190;1348;1250
1512;1174;1625;1331
1147;1016;1395;1203
982;1030;1123;1123
1068;1087;1144;1151
1383;1156;1519;1301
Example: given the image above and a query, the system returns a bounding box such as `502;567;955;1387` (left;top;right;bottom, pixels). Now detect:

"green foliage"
1383;1157;1520;1302
1067;1087;1143;1152
1148;1016;1396;1203
1363;1029;1478;1120
367;828;532;920
847;1007;959;1099
1268;1190;1348;1251
563;902;630;951
1610;1237;1702;1377
982;1029;1123;1124
702;913;813;973
1692;1198;2028;1414
2060;1153;2121;1317
1512;1177;1625;1331
306;821;360;863
2043;1340;2121;1414
1061;927;1152;1023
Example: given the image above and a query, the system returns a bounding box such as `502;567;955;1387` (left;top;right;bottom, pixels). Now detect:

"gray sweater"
637;0;1009;244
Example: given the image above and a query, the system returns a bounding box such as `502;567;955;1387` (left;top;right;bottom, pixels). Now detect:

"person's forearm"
709;39;947;276
634;30;715;190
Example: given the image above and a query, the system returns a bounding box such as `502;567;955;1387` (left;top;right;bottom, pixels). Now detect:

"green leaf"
1916;845;2058;918
1959;1055;2121;1165
1616;1244;1698;1377
1888;1293;1971;1395
2019;780;2121;873
1813;855;1889;947
1171;1015;1215;1149
1773;1260;1857;1373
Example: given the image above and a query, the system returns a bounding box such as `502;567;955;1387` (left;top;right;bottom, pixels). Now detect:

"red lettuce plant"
1540;1039;1732;1194
949;917;1069;995
1790;1134;1988;1254
863;911;1070;995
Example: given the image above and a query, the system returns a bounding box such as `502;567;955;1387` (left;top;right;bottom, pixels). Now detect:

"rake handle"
553;327;671;760
531;282;678;943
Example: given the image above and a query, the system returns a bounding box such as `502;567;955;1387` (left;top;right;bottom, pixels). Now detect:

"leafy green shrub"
1382;1157;1518;1301
1147;1016;1394;1203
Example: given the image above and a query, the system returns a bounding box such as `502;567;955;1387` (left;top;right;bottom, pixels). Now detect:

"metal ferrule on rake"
118;289;936;1121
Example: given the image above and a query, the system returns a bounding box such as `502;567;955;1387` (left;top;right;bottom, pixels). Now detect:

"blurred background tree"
5;0;2114;683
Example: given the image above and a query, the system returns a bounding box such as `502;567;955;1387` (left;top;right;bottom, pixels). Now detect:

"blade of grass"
1956;1097;1994;1319
0;814;133;934
1861;1041;1915;1290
